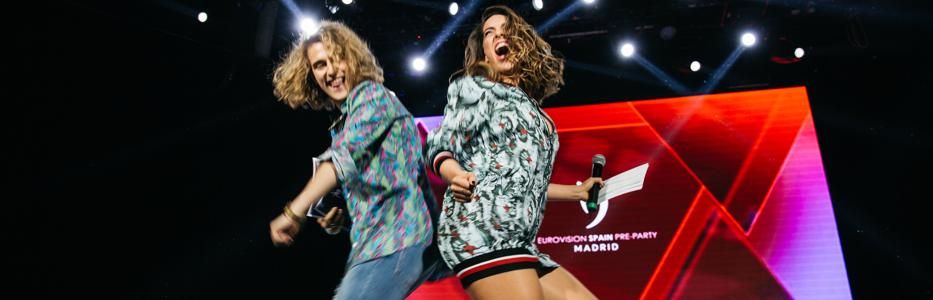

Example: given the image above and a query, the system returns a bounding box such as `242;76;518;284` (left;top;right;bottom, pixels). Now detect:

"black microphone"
586;154;606;212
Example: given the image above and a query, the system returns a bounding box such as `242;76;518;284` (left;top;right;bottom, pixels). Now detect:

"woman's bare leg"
540;267;598;300
466;268;545;300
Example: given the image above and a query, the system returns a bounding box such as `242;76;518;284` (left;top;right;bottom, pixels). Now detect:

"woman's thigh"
466;268;544;300
539;267;597;300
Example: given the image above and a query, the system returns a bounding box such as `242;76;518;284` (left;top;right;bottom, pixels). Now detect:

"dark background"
8;0;932;298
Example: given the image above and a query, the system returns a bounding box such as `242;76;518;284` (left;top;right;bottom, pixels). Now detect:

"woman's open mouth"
494;42;509;61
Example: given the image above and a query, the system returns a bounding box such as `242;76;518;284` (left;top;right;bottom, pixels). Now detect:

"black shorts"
452;248;557;288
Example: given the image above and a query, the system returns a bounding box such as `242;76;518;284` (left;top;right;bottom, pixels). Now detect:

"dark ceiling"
41;0;920;115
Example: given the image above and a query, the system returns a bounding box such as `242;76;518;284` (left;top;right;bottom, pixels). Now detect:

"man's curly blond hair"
272;21;384;110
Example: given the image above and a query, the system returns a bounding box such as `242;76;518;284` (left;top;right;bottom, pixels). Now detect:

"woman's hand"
270;213;301;247
438;158;478;203
316;207;345;235
573;177;605;201
449;172;477;203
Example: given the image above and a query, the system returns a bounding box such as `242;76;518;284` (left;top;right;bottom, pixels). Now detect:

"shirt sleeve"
425;76;494;175
329;81;403;188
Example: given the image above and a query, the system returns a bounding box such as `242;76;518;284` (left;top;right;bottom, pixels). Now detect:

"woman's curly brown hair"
459;5;564;103
272;21;384;110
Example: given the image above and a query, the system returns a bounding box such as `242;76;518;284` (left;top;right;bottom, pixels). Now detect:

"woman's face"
306;42;349;103
482;14;514;75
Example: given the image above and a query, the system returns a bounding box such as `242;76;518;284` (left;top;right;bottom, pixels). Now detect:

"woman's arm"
546;177;603;202
437;158;477;203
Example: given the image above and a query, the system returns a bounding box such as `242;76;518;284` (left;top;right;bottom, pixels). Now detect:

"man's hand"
317;207;345;235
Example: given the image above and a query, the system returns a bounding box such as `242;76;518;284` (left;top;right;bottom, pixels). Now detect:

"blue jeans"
333;242;427;300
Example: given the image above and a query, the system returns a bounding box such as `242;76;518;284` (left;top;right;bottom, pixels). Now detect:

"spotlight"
583;0;596;4
533;0;544;10
342;0;353;4
690;61;701;72
411;57;427;72
197;12;208;23
741;32;757;47
449;2;459;16
794;47;805;58
299;17;320;36
619;43;635;58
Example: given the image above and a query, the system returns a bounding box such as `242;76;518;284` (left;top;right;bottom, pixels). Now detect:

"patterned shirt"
322;80;432;268
425;76;560;268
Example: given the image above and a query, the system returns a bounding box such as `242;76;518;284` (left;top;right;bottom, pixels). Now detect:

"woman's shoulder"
447;75;470;94
450;75;504;97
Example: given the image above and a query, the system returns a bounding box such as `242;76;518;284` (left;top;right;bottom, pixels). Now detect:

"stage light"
411;57;427;72
197;12;208;23
422;0;478;59
795;47;805;58
620;43;635;58
449;2;459;16
299;17;319;36
741;32;757;47
342;0;353;4
700;46;745;94
583;0;596;5
533;0;544;10
536;0;584;34
690;61;701;72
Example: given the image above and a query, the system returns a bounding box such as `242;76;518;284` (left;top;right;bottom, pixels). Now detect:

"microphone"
587;154;606;212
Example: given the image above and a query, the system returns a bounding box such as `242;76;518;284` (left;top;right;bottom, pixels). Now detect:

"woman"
268;21;435;300
426;5;601;300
